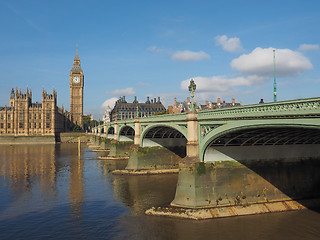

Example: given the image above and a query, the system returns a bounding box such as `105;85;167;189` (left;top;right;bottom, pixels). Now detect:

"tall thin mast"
273;49;277;102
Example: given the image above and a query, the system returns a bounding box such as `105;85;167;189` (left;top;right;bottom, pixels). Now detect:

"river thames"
0;143;320;240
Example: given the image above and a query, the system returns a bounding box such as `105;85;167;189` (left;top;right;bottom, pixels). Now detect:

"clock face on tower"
73;76;80;83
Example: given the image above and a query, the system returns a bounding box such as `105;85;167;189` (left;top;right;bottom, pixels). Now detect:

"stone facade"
0;89;72;136
110;96;166;122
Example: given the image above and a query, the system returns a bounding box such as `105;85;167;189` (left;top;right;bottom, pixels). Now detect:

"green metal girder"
198;118;320;162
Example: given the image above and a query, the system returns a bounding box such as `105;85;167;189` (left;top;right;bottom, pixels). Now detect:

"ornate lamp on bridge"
188;79;196;111
135;105;139;118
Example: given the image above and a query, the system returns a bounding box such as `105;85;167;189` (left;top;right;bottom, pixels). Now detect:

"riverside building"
0;49;85;136
110;96;166;122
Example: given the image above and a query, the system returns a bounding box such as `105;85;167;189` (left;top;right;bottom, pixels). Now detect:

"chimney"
217;97;221;104
232;98;235;105
174;97;177;104
187;97;190;104
206;100;209;107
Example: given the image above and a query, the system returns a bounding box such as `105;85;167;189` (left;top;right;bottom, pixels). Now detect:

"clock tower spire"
70;46;84;129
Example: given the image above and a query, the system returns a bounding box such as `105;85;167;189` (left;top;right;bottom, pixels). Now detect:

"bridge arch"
141;124;187;158
119;125;135;142
200;119;320;162
106;126;115;139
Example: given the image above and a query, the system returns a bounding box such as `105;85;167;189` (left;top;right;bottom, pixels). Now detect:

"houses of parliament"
0;50;84;136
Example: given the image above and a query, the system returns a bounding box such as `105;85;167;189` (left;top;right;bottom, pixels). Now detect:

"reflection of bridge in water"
93;97;320;218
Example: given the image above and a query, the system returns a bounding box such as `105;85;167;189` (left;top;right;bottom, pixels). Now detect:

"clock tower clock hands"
73;76;80;83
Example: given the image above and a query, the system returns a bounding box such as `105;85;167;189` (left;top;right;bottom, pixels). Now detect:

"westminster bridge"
92;97;320;218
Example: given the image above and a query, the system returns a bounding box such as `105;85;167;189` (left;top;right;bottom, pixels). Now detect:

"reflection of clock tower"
70;47;84;129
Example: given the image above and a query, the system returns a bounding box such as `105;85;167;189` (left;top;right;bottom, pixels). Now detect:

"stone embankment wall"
0;132;89;144
0;136;56;144
59;132;89;143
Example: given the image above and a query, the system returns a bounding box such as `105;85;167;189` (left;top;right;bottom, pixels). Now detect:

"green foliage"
83;115;103;128
72;124;82;132
83;115;91;126
154;110;167;116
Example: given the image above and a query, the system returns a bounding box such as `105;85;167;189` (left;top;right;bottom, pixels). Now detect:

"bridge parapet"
114;119;135;125
198;97;320;120
139;112;187;123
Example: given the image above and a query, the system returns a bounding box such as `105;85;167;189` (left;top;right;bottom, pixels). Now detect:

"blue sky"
1;0;320;118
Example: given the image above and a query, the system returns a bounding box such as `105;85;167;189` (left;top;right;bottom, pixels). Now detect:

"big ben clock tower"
70;47;84;129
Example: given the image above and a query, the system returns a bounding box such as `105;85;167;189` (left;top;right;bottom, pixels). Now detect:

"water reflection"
0;144;86;222
111;174;178;215
68;148;84;219
0;144;320;240
96;157;178;215
0;145;57;201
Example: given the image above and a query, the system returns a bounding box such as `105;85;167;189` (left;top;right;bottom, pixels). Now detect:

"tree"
154;110;167;116
72;124;82;132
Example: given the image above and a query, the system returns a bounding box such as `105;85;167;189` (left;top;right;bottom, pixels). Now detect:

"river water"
0;144;320;240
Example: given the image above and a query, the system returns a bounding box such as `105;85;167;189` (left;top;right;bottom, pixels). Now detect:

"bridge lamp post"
135;105;139;118
188;79;196;111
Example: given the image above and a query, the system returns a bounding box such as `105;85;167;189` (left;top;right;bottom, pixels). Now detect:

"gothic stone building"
0;49;84;136
0;89;72;135
110;96;166;122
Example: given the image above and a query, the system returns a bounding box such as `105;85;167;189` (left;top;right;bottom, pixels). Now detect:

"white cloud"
181;75;267;93
111;87;136;96
171;50;210;61
215;35;243;53
148;46;210;62
147;46;172;55
101;97;118;109
136;81;151;88
231;47;313;77
298;44;319;51
148;46;166;53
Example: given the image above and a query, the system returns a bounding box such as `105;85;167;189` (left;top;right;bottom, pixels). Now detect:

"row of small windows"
0;122;50;129
29;114;42;119
0;123;10;128
1;114;11;120
0;113;50;120
11;103;51;108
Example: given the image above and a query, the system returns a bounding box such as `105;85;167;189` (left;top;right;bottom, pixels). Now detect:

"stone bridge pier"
185;111;199;162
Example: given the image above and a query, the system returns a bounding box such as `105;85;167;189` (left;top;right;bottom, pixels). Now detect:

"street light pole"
188;79;196;111
273;49;277;102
